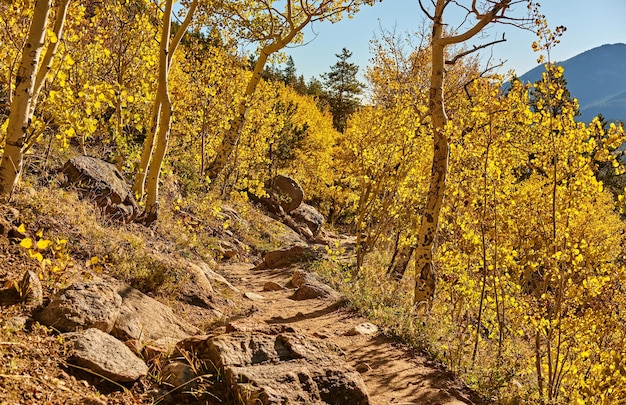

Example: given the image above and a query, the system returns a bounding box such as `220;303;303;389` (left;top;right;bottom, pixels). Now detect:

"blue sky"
281;0;626;82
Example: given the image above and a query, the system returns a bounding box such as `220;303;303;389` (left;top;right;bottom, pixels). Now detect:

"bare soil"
0;237;488;405
218;262;488;405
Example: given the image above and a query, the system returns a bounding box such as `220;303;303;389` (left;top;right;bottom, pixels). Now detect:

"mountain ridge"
518;43;626;123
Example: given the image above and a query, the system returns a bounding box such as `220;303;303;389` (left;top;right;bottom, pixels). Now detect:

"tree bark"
412;2;448;309
139;0;173;224
133;0;198;201
412;0;513;309
0;0;52;201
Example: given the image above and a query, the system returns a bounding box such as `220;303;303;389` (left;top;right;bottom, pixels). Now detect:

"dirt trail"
220;263;487;405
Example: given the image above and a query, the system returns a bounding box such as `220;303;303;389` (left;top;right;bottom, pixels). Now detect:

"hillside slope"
518;43;626;122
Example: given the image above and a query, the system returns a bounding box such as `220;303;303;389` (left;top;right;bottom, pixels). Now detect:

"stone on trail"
65;328;148;383
290;269;340;301
257;245;320;270
36;278;123;333
184;332;370;405
345;323;379;337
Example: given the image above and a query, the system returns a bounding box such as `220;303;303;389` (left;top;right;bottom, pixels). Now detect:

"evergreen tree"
322;48;364;132
282;56;297;86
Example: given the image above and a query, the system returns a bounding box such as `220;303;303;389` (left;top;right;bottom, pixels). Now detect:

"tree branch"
445;33;506;65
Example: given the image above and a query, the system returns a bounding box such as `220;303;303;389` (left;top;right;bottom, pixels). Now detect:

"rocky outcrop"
290;269;340;301
66;328;148;382
256;245;321;270
61;156;139;222
250;175;326;241
110;279;199;343
35;275;200;384
37;278;123;333
291;203;325;237
178;332;370;405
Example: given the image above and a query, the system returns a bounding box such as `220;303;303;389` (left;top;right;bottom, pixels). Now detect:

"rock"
203;332;370;405
355;363;372;374
291;284;333;301
178;261;214;309
61;156;139;222
262;281;283;291
18;270;43;307
110;279;199;342
66;328;148;383
291;203;325;237
269;175;304;213
37;279;123;333
258;245;319;270
345;323;379;337
244;292;265;301
192;261;240;294
290;270;340;301
161;361;198;392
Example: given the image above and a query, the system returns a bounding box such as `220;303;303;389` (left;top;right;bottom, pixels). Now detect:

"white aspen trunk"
140;0;173;223
133;0;197;201
205;17;308;180
205;48;271;180
30;0;70;116
413;10;447;309
0;0;52;201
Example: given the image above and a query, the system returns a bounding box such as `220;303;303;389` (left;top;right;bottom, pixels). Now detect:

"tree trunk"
387;245;415;280
138;0;173;224
413;4;448;309
0;0;52;201
133;0;197;202
205;48;271;180
205;15;308;180
30;0;71;116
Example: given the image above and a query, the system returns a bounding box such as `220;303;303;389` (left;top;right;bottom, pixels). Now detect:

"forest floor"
216;261;488;405
0;184;489;404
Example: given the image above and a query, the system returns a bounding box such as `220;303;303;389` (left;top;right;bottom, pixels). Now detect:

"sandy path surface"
220;263;488;405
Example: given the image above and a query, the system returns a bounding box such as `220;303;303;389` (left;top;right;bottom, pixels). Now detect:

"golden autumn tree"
133;0;199;224
0;0;71;201
204;0;378;181
411;0;532;309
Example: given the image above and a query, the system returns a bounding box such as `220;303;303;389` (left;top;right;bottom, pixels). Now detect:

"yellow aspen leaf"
17;224;26;234
36;229;43;238
36;239;52;250
20;238;33;249
29;250;43;262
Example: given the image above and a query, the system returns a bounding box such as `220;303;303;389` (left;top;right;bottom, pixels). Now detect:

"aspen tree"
410;0;531;310
0;0;70;201
134;0;198;224
205;0;377;180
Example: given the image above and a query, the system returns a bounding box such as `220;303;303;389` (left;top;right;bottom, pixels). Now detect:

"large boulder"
65;328;148;383
291;203;325;237
269;175;304;213
36;278;123;333
61;156;139;222
36;276;199;345
180;332;370;405
256;245;321;270
110;279;199;343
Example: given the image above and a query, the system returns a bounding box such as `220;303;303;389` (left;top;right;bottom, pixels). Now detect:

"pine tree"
322;48;364;132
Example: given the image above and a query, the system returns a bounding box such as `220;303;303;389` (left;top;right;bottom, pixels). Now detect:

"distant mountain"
517;43;626;123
